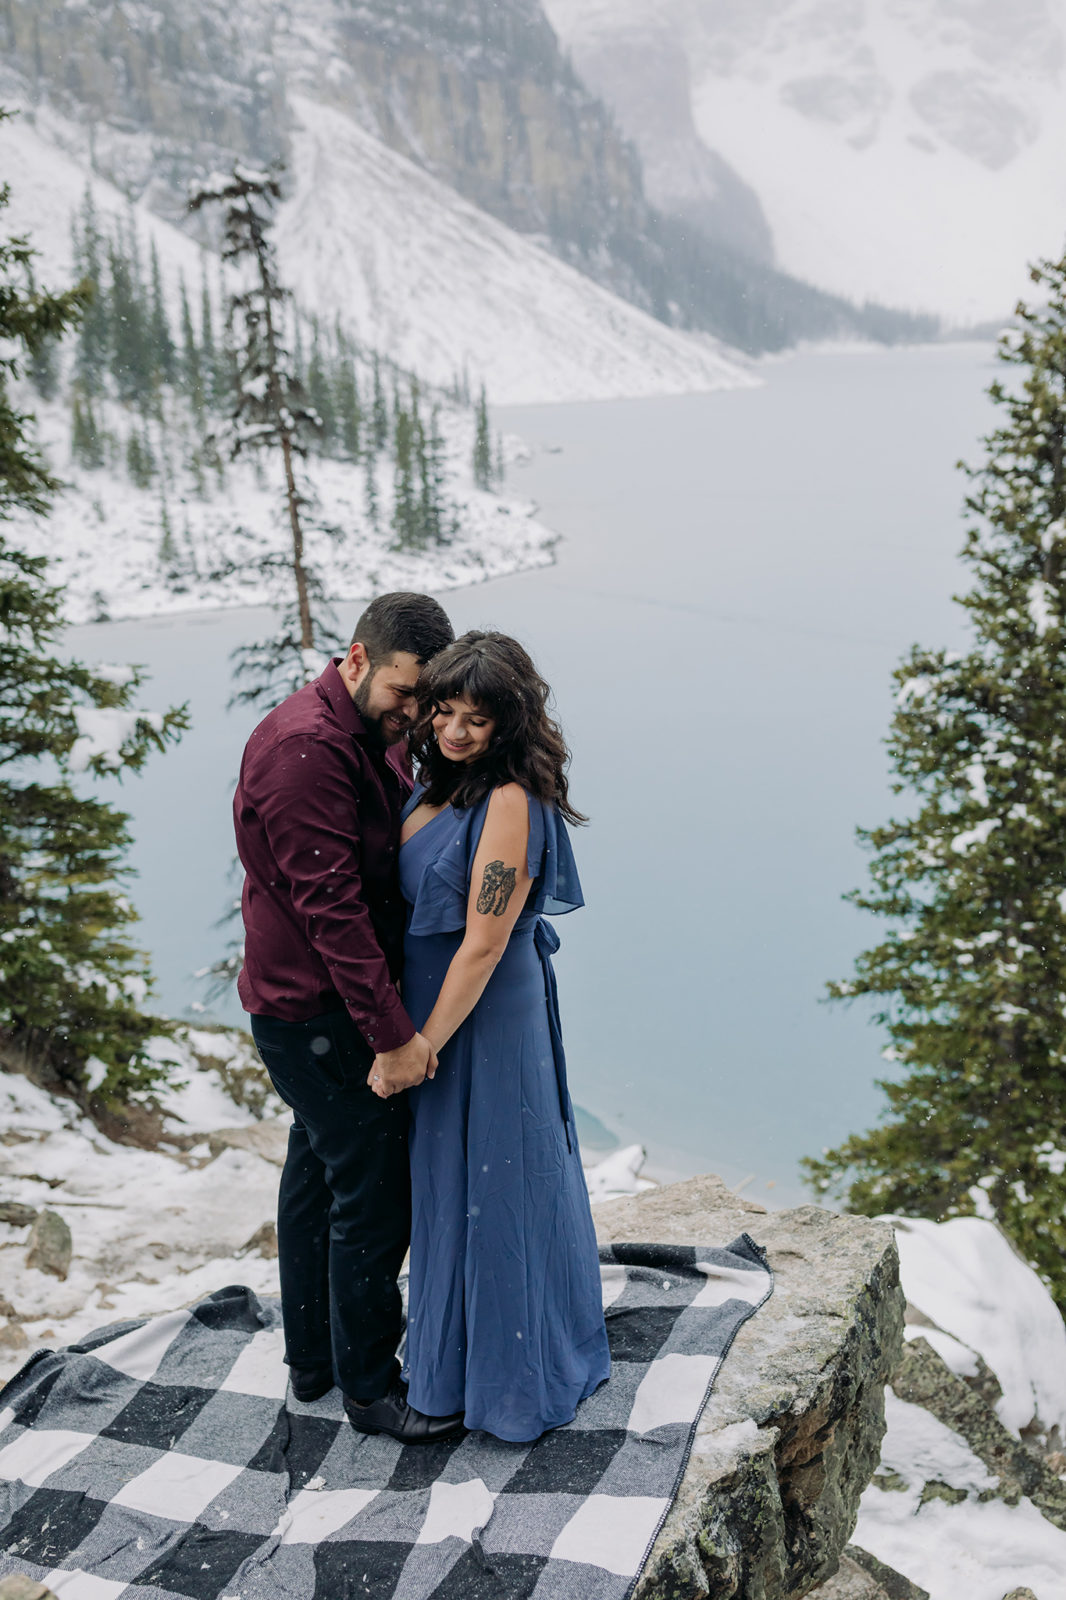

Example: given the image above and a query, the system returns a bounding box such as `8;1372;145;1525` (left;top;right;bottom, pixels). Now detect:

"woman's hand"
367;1032;438;1097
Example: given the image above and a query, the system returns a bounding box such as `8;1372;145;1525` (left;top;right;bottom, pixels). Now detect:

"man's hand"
368;1033;438;1098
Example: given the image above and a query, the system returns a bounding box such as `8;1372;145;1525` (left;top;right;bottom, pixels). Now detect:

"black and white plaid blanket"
0;1237;771;1600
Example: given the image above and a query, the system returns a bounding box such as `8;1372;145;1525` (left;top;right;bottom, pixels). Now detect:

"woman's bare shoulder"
485;782;532;826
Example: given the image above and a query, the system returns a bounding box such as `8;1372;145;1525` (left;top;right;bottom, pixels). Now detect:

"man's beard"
353;678;408;746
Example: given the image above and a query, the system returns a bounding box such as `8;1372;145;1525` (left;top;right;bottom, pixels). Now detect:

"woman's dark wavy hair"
409;631;586;824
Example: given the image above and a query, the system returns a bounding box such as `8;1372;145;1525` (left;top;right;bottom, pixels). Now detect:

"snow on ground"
10;385;554;627
274;95;754;406
7;1044;1066;1600
0;1051;285;1384
847;1214;1066;1600
855;1391;1066;1600
584;1143;657;1204
892;1213;1066;1445
0;1056;653;1387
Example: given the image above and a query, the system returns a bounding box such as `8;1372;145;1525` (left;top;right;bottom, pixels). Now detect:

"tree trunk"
279;428;313;655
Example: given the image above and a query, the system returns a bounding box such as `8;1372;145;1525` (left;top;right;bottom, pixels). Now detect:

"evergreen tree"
0;128;187;1100
364;449;379;531
158;496;179;569
391;403;420;550
805;254;1066;1307
473;382;493;490
371;353;389;452
108;232;152;405
335;351;362;460
72;185;109;398
24;264;61;400
70;393;104;470
148;239;175;385
178;274;203;410
201;264;230;411
189;163;332;705
125;425;155;489
306;318;336;449
421;403;448;545
27;328;59;399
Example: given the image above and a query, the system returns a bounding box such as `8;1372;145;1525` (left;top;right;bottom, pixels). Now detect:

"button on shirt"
234;660;415;1052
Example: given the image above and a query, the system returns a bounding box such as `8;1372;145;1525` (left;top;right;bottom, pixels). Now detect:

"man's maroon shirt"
234;660;415;1052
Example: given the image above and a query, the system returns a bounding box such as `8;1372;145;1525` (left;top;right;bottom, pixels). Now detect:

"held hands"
368;1032;438;1098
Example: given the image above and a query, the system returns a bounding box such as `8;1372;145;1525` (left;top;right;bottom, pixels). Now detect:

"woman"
386;629;610;1442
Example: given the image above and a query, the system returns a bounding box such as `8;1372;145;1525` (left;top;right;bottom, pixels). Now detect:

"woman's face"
433;695;496;763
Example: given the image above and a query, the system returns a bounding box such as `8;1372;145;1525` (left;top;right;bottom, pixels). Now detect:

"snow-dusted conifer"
306;318;336;449
72;184;108;398
70;394;104;470
807;255;1066;1307
371;353;389;451
125;426;154;489
391;402;420;550
200;265;222;406
108;232;152;404
335;352;362;460
364;449;379;531
148;239;175;385
178;275;203;411
473;382;493;489
0;147;187;1099
189;163;332;703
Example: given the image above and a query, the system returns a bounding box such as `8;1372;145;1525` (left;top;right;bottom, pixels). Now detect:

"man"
235;591;462;1443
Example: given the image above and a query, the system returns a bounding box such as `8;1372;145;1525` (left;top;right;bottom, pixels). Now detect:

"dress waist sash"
533;916;573;1152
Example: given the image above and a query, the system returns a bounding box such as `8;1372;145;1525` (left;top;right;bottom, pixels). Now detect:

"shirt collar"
319;658;369;740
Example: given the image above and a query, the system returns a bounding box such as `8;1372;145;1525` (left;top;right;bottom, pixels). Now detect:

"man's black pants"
250;1008;411;1401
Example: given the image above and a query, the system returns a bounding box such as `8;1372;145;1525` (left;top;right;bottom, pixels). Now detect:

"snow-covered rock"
0;1042;284;1381
893;1213;1066;1447
836;1214;1066;1600
593;1174;904;1600
584;1142;657;1203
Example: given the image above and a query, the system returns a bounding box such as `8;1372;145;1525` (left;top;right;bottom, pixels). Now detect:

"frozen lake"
72;343;997;1203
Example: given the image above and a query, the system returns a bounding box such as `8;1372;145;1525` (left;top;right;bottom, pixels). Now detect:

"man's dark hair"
351;592;453;666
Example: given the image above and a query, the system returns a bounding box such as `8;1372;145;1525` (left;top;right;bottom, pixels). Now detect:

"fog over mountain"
544;0;1066;323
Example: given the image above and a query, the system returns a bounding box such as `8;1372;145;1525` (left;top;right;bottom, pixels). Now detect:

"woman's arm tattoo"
477;859;517;916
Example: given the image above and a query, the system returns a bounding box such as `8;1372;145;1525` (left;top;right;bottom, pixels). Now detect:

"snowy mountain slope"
3;95;751;407
1;0;901;356
1;111;208;313
274;95;753;404
1;113;557;623
543;0;1066;323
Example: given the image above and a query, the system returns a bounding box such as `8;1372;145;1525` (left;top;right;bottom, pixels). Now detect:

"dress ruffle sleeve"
405;789;584;937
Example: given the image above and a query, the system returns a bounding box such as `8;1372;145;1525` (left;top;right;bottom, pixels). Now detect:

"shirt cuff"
349;992;416;1054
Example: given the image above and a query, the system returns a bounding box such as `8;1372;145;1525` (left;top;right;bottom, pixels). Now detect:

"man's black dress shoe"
344;1384;465;1444
289;1366;334;1403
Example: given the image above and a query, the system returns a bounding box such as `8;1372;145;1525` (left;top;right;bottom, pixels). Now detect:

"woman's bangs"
428;653;500;717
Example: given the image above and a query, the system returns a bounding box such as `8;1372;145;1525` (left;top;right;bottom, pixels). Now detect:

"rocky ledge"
593;1175;904;1600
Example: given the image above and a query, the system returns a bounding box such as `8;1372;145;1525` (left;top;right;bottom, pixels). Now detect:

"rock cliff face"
593;1174;905;1600
0;0;285;207
320;0;647;254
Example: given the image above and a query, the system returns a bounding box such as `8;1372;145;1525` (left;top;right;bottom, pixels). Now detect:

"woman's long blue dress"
399;786;610;1441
